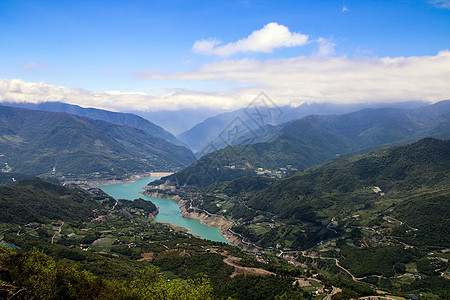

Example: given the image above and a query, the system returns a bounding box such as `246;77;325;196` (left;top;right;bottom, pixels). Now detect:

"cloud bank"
193;22;309;56
0;79;243;111
143;50;450;106
1;51;450;112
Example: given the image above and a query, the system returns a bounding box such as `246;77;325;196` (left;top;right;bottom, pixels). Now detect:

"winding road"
51;221;64;244
223;256;276;278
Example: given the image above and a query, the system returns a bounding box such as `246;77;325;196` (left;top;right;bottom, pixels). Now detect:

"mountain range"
156;100;450;186
0;105;195;180
3;101;185;147
177;100;429;154
145;138;449;295
0;98;448;299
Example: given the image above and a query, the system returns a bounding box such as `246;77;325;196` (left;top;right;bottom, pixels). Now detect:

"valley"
0;178;338;299
146;138;450;298
2;2;449;299
0;101;448;299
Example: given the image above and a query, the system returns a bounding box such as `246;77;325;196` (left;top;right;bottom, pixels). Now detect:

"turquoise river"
94;176;229;244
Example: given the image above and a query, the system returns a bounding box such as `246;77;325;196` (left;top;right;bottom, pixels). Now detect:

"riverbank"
95;177;227;243
143;188;260;251
63;172;172;186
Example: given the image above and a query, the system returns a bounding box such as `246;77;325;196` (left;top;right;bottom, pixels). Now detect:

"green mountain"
244;138;449;242
0;105;195;180
0;177;159;225
0;178;103;224
3;101;185;146
156;101;449;186
157;138;449;248
148;138;449;295
0;178;214;299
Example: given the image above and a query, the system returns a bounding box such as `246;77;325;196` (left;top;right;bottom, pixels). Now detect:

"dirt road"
223;256;276;278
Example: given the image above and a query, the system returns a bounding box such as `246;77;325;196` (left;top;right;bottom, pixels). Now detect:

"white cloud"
142;51;450;105
0;78;243;111
315;38;336;57
1;51;450;112
342;5;349;12
429;0;450;8
192;39;222;54
192;22;309;56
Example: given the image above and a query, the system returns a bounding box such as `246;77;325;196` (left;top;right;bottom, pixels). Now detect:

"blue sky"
0;0;449;111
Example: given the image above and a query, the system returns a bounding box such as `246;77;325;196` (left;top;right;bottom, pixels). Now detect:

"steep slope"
156;101;450;186
0;105;196;180
3;101;185;146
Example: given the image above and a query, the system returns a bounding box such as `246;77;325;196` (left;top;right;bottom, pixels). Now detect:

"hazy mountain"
3;101;185;147
177;108;253;152
177;100;429;153
0;105;196;180
276;100;428;124
131;107;226;136
155;100;449;186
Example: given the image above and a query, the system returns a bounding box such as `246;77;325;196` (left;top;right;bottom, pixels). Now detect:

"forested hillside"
3;101;185;146
145;139;450;297
0;105;195;180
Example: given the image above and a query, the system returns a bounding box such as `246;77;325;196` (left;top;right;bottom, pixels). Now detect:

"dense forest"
146;138;450;298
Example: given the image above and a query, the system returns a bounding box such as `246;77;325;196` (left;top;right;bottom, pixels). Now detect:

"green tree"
130;266;213;300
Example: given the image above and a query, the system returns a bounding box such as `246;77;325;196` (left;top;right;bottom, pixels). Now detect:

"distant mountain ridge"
3;101;185;147
177;100;429;153
0;105;196;180
156;100;450;186
131;107;225;136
